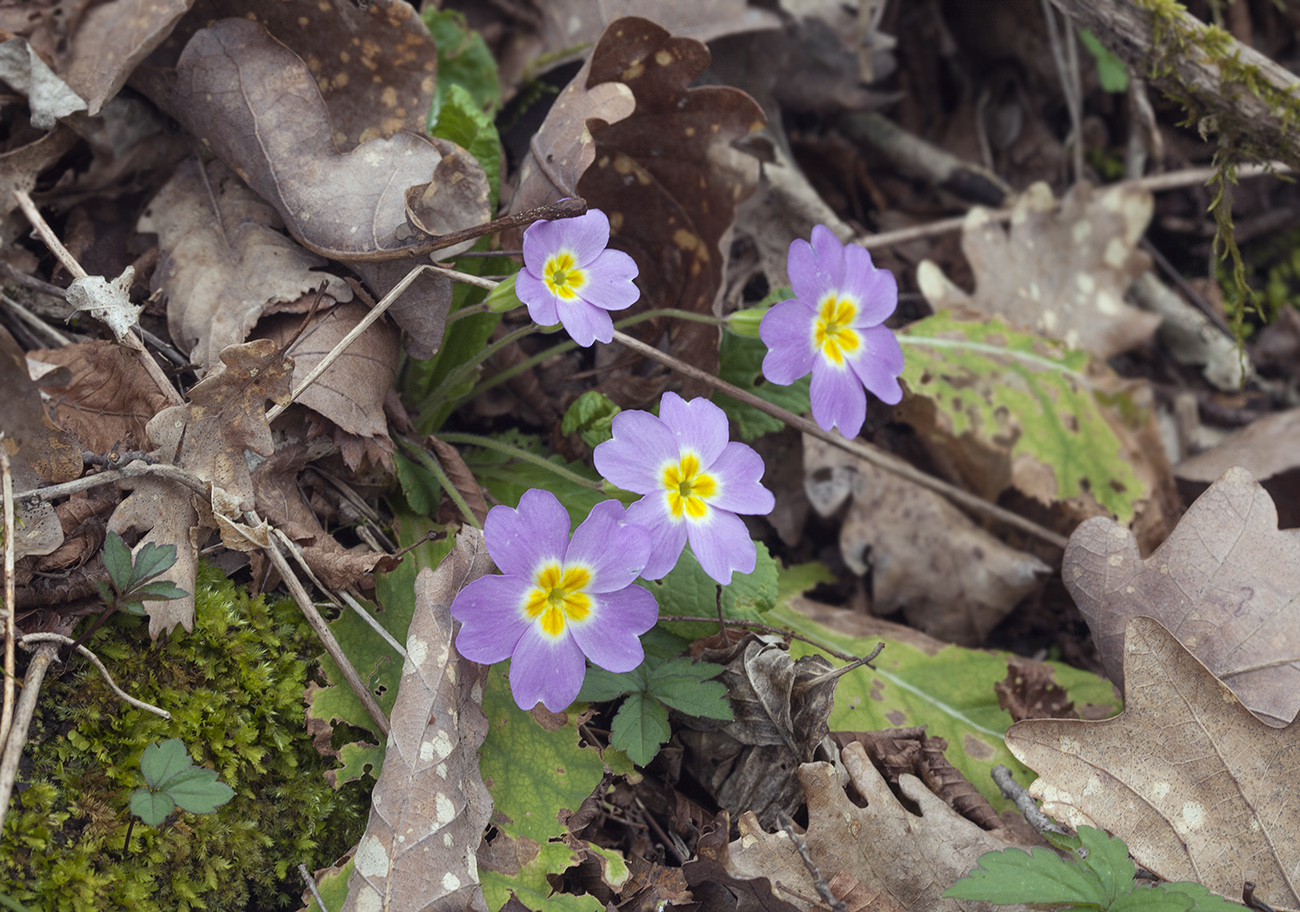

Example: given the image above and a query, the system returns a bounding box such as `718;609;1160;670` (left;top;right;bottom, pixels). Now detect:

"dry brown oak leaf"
1007;616;1300;908
702;741;1031;912
108;474;200;637
918;181;1160;360
1064;466;1300;727
156;17;489;359
803;434;1048;645
342;529;495;912
139;157;354;375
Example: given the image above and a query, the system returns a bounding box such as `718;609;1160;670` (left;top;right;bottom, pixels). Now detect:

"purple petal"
760;299;817;385
484;490;569;579
594;411;679;494
658;392;728;467
707;443;775;515
847;324;906;405
569;585;658;672
566;500;652;592
785;236;825;304
522;211;610;272
625;495;687;580
810;362;867;438
840;248;898;327
508;626;587;712
809;225;848;288
575;249;640;311
515;271;560;326
686;508;756;585
452;575;533;664
557;299;614;347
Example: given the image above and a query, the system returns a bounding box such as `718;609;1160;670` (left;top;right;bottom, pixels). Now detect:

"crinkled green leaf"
393;449;442;515
944;845;1111;907
651;543;778;641
561;391;621;448
431;82;501;209
609;692;670;767
102;531;134;592
646;674;732;719
129;788;174;827
423;8;501;116
899;313;1147;522
1077;825;1136;906
576;665;643;703
1153;882;1246;912
714;331;810;441
770;602;1119;810
1110;890;1195;912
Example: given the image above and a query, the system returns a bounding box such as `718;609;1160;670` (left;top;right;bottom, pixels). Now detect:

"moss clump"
1;564;370;911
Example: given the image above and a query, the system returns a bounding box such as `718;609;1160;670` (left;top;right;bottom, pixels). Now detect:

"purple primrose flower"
760;225;905;438
516;208;640;347
593;392;775;585
451;489;658;712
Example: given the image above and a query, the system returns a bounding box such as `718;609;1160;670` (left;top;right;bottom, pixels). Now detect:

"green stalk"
395;436;483;530
437;431;609;492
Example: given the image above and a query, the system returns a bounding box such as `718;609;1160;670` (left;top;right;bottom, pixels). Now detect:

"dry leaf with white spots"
1008;616;1300;908
342;529;495;912
918;182;1160;359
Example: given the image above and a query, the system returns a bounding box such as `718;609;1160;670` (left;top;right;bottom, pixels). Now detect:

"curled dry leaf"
342;529;495;912
918;181;1160;360
66;267;140;343
138;157;354;374
1064;466;1300;726
1008;617;1300;908
803;435;1048;645
1176;407;1300;486
691;742;1030;912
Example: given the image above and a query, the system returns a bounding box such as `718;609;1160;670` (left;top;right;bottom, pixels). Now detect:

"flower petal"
787;236;828;304
760;299;817;385
508;627;587;712
594;411;679;494
557;298;615;346
707;442;774;515
515;271;560;326
659;392;728;467
451;575;533;664
569;584;658;673
810;361;867;438
575;249;640;312
522;210;610;271
686;508;756;585
840;247;898;327
847;324;906;405
566;500;652;592
809;224;848;289
484;489;570;579
625;494;687;580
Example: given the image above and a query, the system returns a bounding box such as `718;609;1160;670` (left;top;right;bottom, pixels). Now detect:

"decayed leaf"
30;340;175;454
65;267;140;343
1007;617;1300;908
342;530;494;912
0;121;78;252
705;742;1030;912
917;182;1160;359
803;436;1048;645
139;157;354;374
1063;466;1300;726
676;632;838;830
1175;407;1300;486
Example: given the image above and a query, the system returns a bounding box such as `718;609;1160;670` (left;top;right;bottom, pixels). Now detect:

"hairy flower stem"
609;330;1069;551
436;431;611;492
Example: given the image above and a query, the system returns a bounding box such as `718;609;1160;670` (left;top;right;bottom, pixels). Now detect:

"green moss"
1;564;370;911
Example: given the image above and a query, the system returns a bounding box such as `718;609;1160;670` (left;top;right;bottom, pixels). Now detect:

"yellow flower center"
813;294;861;366
544;252;586;300
524;563;592;638
662;453;717;521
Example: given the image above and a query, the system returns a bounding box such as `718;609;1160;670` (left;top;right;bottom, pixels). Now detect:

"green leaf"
561;391;621;448
1079;30;1129;93
430;82;501;210
393;449;442;515
1153;882;1247;912
163;767;235;814
714;331;811;441
482;272;521;313
102;531;133;592
129;787;175;827
899;313;1147;522
130;580;189;602
1111;889;1195;912
139;738;192;789
576;665;642;703
422;8;501;116
304;858;352;912
481;842;600;912
1077;826;1136;906
944;845;1110;907
127;541;179;588
645;673;732;719
651;543;779;641
777;559;835;608
769;602;1119;810
609;692;671;766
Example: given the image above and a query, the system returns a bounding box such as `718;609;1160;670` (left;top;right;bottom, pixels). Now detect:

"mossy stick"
0;643;57;837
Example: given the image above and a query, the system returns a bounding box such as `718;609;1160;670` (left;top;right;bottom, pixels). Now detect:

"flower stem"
609;329;1069;551
395;436;483;530
417;322;541;419
436;432;609;492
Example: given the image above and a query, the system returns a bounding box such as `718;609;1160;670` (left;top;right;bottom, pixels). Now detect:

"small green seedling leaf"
561;391;621;448
609;693;670;766
163;768;236;815
132;739;233;826
139;738;193;788
646;659;732;718
129;789;175;827
131;580;190;602
102;531;134;591
577;666;643;703
127;541;179;588
1079;30;1129;93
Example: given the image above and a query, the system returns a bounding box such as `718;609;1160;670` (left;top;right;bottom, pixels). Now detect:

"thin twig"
991;764;1069;836
1;293;72;347
18;634;170;719
260;527;390;738
0;447;15;750
299;863;328;912
14;460;211;503
610;330;1070;551
337;590;407;659
657;615;872;665
0;643;58;837
776;810;848;912
422;263;503;290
